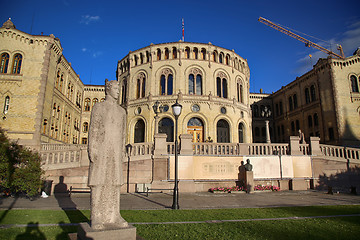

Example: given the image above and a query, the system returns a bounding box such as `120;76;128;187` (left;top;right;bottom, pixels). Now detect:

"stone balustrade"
320;144;360;161
126;142;153;157
244;143;289;156
193;143;239;155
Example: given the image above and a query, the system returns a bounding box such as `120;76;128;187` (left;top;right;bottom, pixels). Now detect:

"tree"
0;128;44;196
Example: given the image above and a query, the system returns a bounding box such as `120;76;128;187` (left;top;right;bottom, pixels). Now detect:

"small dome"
2;18;16;29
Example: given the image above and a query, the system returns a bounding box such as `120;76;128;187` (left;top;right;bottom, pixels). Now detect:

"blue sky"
2;0;359;93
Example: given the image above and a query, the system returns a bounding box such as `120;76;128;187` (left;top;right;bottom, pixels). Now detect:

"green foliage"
0;128;44;196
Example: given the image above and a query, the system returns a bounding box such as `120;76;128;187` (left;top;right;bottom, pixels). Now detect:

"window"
3;96;10;114
238;123;244;143
172;47;177;59
296;120;300;131
219;53;224;63
159;117;174;142
146;51;150;62
288;96;293;111
134;55;138;66
213;51;218;62
11;54;22;74
60;75;64;92
217;119;230;143
216;73;228;98
293;94;298;109
193;48;198;59
350;75;359;92
82;138;88;144
134;119;145;143
136;73;146;99
92;98;98;106
310;85;316;101
185;47;190;59
314;113;319;126
140;53;144;64
279;101;283;115
188;69;202;95
160;69;173;95
225;55;230;65
157;49;161;60
121;79;128;104
305;88;310;104
43;119;47;134
0;53;9;73
84;98;90;111
308;115;313;128
201;48;206;60
328;128;335;141
237;82;244;103
164;48;169;60
83;122;89;133
67;83;71;98
261;127;266;137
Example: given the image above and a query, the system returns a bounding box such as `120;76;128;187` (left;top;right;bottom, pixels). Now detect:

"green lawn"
0;205;359;239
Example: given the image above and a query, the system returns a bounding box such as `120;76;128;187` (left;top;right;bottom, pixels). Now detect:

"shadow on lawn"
15;222;46;240
54;176;89;238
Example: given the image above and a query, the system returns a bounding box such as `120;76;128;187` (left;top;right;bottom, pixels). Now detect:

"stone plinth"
180;134;193;155
278;180;289;190
76;222;136;240
245;171;254;193
291;179;308;190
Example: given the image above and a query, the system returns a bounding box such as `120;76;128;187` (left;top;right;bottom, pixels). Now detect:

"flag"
182;18;184;41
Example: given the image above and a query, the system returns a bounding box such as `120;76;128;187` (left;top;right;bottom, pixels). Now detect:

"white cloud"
82;48;87;52
92;51;103;58
80;15;100;25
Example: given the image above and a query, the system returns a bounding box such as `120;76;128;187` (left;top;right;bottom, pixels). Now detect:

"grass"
0;205;359;239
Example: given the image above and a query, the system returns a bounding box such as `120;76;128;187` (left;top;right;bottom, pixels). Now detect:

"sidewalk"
1;190;359;211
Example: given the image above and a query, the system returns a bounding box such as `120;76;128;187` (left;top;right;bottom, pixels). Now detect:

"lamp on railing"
171;100;182;210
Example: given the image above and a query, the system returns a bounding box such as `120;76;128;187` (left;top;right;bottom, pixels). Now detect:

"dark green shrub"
0;128;44;196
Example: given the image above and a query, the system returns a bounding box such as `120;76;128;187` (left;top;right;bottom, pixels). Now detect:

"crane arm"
258;17;344;59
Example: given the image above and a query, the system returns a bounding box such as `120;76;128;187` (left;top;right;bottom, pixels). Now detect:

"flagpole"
182;18;184;41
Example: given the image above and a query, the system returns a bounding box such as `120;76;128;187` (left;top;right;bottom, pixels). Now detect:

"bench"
69;186;90;196
145;187;173;197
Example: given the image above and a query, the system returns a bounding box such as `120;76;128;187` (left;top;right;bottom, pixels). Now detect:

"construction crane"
258;17;345;59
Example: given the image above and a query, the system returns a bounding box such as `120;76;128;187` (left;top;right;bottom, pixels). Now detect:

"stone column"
309;136;321;155
153;133;168;181
179;134;193;155
265;120;271;143
289;136;302;155
153;133;167;156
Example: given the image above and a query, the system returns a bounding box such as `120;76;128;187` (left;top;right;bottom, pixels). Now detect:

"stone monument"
244;159;254;193
76;80;136;240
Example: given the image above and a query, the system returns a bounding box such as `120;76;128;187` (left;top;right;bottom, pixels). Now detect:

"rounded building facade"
117;42;252;144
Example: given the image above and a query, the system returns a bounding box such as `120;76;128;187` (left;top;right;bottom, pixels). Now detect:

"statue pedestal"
245;171;254;194
73;222;136;240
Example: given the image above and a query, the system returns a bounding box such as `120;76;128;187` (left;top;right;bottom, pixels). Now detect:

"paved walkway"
0;190;359;211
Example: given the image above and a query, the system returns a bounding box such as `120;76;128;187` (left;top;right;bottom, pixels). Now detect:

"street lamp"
171;100;182;210
152;101;160;134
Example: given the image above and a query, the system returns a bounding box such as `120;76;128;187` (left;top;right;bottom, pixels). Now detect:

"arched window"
60;75;64;92
92;98;98;106
134;119;145;143
350;75;359;92
100;98;105;102
188;69;203;95
238;123;244;143
172;47;177;59
136;73;146;99
213;51;218;62
43;119;47;134
121;79;128;104
185;47;190;59
160;69;173;95
83;122;89;133
288;96;293;111
0;53;9;73
308;115;313;128
67;83;71;98
193;48;198;59
305;88;310;104
216;73;228;98
159;117;174;142
310;85;316;101
11;54;22;74
140;53;144;64
56;71;60;89
293;94;298;109
164;48;169;60
237;82;244;103
201;48;206;60
187;117;204;142
225;54;230;65
134;55;138;66
219;53;224;63
146;51;150;62
217;119;230;143
3;96;10;114
84;98;91;111
157;49;161;60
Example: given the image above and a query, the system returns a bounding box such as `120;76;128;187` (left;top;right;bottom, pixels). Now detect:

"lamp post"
171;100;182;210
152;101;160;134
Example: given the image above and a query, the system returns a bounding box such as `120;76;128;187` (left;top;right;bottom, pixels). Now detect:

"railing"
193;143;239;155
127;142;153;157
320;144;360;161
245;143;289;156
299;144;310;155
167;143;175;154
40;144;84;165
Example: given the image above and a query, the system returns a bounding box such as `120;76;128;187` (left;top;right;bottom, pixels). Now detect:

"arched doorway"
187;117;204;142
158;117;174;142
238;122;244;143
217;119;230;143
134;119;145;143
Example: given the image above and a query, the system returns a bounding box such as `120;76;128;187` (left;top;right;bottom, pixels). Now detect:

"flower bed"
254;185;280;191
209;186;246;193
